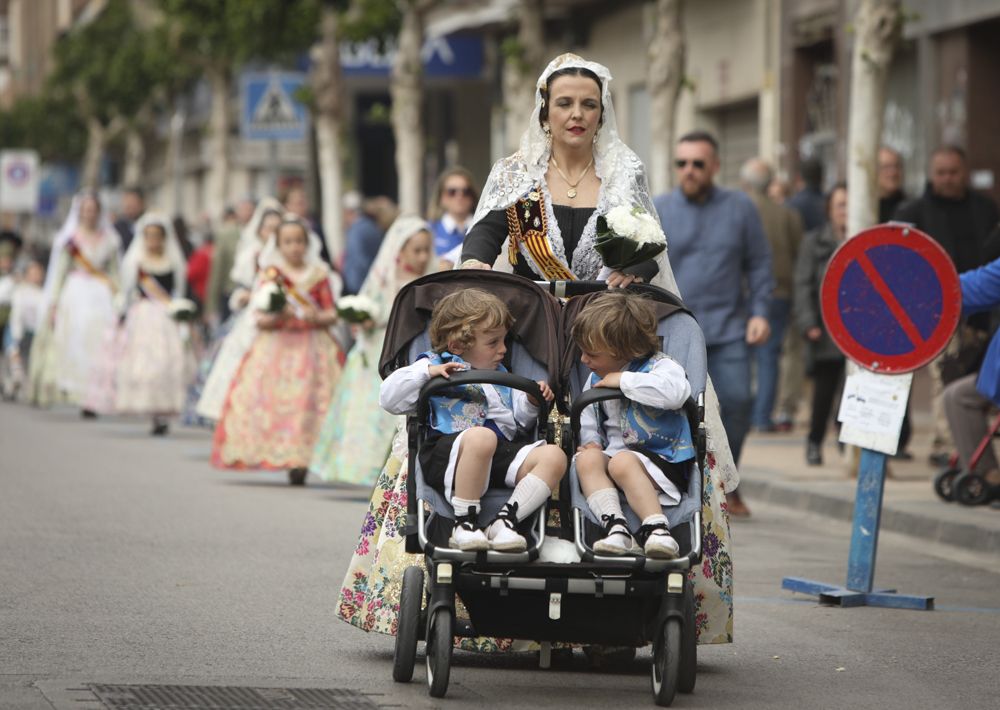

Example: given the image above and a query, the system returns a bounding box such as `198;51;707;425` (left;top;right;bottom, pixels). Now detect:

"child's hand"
594;372;622;388
577;441;602;452
429;361;467;379
527;380;554;405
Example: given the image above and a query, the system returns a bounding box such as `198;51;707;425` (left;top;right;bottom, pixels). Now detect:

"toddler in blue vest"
573;291;695;559
380;288;566;552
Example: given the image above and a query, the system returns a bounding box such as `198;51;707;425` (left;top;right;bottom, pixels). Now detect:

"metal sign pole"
846;449;887;593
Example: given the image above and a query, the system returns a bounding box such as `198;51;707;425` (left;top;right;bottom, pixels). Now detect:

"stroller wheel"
651;617;681;707
933;468;962;502
392;566;424;683
955;473;992;506
678;582;697;694
426;607;453;698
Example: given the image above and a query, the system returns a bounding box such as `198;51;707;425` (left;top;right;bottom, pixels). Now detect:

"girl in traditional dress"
211;217;343;485
337;54;737;650
192;198;283;423
29;193;121;411
310;216;436;486
113;212;193;435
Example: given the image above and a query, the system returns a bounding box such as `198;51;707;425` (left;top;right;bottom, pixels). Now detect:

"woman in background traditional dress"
29;193;121;411
310;216;436;485
211;217;343;485
114;212;193;435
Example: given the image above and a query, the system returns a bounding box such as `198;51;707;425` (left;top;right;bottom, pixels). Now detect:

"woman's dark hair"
825;181;847;215
538;67;604;128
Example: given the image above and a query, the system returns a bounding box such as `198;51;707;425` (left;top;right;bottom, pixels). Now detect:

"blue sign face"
341;34;484;78
240;72;309;141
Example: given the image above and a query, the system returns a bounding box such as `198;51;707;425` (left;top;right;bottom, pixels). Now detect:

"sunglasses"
674;159;706;170
444;187;474;198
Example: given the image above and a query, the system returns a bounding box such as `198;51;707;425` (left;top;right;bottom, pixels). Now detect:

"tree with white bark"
646;0;685;196
845;0;903;238
501;0;546;156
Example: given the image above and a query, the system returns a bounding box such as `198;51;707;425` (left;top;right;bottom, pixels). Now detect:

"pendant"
567;188;577;199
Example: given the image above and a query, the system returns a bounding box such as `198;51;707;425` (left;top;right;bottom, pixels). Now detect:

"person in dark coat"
787;157;826;233
878;147;907;223
794;183;848;466
114;187;145;251
894;145;1000;464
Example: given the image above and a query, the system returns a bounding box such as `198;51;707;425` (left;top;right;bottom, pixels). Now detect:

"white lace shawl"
470;53;678;293
120;211;188;300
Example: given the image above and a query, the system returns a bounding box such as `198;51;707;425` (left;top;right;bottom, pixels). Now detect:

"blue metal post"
845;449;887;592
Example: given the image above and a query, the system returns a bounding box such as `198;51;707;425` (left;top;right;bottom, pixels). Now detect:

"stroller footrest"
457;574;663;597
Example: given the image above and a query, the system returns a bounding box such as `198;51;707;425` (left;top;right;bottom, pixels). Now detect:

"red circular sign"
820;224;961;374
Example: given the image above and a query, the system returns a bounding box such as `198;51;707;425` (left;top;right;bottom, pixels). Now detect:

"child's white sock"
587;487;625;522
503;474;551;520
451;496;481;521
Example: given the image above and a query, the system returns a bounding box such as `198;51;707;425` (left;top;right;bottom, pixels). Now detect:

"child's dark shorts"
418;430;533;495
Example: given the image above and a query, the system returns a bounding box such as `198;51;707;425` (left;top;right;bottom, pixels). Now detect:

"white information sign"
837;362;912;455
0;150;40;212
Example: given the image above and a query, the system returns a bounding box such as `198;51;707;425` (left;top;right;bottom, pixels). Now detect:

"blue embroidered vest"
591;353;695;463
420;351;514;436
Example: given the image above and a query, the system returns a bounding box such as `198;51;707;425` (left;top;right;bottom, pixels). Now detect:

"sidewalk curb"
737;477;1000;558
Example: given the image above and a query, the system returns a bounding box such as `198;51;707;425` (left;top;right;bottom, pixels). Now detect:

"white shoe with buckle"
642;527;680;559
487;516;527;552
449;519;489;551
593;517;639;555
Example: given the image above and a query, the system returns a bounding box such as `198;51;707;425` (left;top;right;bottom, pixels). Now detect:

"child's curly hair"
571;290;660;361
430;288;514;352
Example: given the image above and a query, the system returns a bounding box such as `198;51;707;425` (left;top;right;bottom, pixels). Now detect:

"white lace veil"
255;214;326;275
359;215;437;322
471;53;678;293
42;191;118;312
230;197;283;289
121;211;187;299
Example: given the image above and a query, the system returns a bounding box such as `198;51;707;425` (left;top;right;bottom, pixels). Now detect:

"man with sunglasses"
654;130;774;517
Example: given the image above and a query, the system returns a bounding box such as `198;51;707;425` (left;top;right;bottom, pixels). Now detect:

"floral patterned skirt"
115;300;193;415
211;328;343;470
336;426;734;649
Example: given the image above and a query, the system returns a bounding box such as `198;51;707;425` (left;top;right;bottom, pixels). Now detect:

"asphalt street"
1;403;998;710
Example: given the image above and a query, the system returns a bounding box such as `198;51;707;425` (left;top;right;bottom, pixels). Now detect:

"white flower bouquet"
167;297;199;322
337;294;379;324
595;205;667;271
251;280;287;313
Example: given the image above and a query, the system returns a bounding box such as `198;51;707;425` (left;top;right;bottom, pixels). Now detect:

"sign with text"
837;363;912;455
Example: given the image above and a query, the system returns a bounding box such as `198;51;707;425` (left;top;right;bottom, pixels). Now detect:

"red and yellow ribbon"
505;187;576;281
67;241;116;291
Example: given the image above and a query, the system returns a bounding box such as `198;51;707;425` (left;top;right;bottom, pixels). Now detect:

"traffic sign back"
820;224;960;374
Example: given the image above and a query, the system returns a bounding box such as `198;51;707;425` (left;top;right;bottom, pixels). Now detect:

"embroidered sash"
264;266;319;310
137;268;172;304
67;241;115;290
505;187;576;281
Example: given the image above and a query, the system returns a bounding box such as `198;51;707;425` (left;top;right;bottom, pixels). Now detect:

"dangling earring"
543;122;552;149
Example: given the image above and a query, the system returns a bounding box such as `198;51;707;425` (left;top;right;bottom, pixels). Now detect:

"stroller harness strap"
591;354;696;466
506;186;577;281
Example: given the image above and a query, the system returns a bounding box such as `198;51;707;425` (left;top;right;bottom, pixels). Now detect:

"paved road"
1;403;998;709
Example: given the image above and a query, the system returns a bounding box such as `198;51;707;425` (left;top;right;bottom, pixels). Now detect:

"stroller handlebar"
417;370;549;424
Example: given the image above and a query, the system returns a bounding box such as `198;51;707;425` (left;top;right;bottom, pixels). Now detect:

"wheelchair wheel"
392;565;424;682
651;617;681;707
678;583;697;694
955;472;991;506
426;607;453;698
934;468;961;502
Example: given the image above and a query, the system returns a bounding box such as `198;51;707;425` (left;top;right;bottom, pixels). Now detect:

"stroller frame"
385;273;707;706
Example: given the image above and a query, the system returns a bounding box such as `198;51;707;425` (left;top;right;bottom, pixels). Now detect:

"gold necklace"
550;155;594;199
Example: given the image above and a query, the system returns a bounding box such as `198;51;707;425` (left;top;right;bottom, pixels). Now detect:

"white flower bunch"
167;297;198;321
337;294;379;323
252;281;286;313
605;205;666;246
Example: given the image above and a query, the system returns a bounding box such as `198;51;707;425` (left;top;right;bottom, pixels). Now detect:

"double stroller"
378;271;708;707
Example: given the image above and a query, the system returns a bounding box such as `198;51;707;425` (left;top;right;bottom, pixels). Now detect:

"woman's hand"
807;327;822;341
594;372;622;388
234;290;250;308
606;270;641;289
460;258;491;271
429;361;467;379
527;380;555;406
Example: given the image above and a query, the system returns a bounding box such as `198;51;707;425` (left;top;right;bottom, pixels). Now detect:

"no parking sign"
0;150;40;212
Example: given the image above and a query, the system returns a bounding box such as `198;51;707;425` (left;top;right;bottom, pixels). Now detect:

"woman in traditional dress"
113;212;193;435
310;216;437;486
337;54;737;649
191;198;283;423
29;193;121;411
211;217;343;485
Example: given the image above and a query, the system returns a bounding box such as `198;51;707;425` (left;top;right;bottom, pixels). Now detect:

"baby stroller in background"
382;272;707;707
933;411;1000;505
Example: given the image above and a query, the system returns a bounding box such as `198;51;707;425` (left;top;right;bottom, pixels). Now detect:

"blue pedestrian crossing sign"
241;71;309;141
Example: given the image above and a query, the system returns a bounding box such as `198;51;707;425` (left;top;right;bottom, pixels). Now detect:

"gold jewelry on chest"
550;155;594;199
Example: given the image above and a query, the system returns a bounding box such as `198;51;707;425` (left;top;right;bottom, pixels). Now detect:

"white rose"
633;212;666;245
605;205;640;237
252;282;280;312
